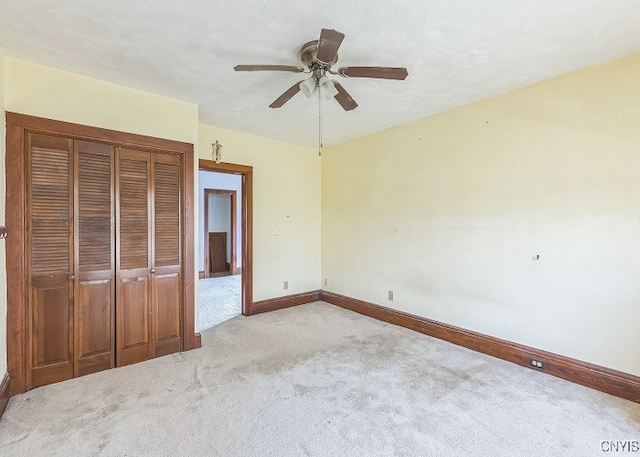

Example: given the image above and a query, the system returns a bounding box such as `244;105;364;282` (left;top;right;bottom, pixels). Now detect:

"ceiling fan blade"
338;66;408;80
234;64;306;73
333;82;358;111
269;82;302;108
316;28;345;64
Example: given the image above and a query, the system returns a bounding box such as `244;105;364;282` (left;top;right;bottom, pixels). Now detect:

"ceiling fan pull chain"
318;80;323;157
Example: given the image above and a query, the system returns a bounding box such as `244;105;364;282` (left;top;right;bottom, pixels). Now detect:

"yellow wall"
3;51;638;378
199;124;321;301
322;52;640;377
0;45;7;375
5;58;198;145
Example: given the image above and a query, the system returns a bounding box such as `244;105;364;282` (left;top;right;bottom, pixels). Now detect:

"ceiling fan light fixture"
318;76;338;100
299;77;318;98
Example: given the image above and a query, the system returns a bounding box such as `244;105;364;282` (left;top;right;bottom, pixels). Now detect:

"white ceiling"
1;1;640;147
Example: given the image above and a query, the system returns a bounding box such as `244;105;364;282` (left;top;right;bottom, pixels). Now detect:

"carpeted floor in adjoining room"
0;302;638;456
198;274;242;331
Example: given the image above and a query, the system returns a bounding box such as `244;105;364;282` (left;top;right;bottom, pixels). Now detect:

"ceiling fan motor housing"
301;40;338;74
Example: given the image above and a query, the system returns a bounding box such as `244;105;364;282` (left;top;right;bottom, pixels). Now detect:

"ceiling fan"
234;28;408;111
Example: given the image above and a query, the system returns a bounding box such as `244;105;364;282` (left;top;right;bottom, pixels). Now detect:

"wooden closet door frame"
198;159;253;317
5;112;200;395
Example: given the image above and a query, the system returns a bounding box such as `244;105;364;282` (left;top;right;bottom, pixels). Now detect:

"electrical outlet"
324;278;328;286
283;281;288;290
388;290;394;301
529;358;545;369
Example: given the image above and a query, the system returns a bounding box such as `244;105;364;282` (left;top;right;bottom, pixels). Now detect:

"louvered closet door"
115;148;153;366
74;141;115;377
27;134;74;388
151;153;182;357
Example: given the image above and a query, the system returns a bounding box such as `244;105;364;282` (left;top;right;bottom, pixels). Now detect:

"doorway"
197;160;253;332
204;189;238;277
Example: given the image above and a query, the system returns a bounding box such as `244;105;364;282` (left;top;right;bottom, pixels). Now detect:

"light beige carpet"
0;302;638;456
198;275;242;331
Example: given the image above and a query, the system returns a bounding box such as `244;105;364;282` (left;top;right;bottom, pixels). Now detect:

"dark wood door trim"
5;112;193;153
198;159;254;316
0;373;9;421
5;120;26;396
203;188;238;277
5;112;198;395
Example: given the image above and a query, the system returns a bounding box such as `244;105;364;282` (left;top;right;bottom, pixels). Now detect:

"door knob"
150;269;156;274
68;274;75;281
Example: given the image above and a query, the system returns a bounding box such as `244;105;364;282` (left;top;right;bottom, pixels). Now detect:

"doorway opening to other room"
197;161;253;331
